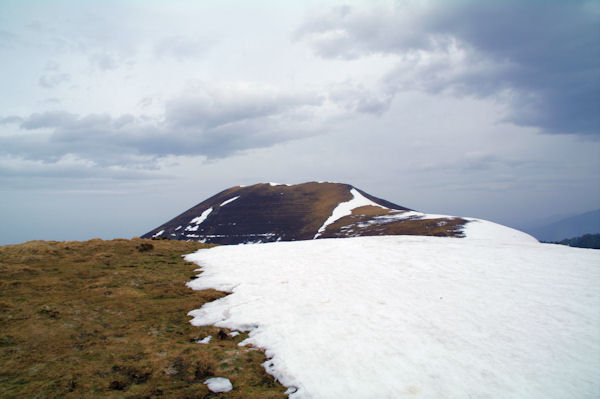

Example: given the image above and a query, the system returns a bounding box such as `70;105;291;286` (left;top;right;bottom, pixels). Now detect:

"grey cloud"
328;83;394;115
0;116;23;125
20;111;78;129
298;1;600;136
138;97;153;107
39;72;71;88
44;60;60;71
413;152;533;174
294;4;433;59
0;87;326;169
0;30;18;47
38;98;61;105
165;88;323;130
90;52;118;70
0;30;17;40
0;156;163;181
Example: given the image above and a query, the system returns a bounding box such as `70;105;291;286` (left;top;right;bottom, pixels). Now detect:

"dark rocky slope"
142;182;466;245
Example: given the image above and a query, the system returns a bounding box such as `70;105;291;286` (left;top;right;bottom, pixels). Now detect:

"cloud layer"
0;84;325;170
297;1;600;136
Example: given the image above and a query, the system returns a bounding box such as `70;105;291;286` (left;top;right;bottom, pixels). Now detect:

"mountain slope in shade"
527;209;600;242
142;182;531;245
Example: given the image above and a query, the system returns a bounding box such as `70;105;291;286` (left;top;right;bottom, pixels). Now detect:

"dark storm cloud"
0;88;325;169
297;1;600;136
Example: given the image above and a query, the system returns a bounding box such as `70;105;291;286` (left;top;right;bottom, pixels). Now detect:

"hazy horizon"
1;0;598;245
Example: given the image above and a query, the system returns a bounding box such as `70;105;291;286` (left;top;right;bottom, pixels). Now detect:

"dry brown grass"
239;182;355;239
320;207;467;238
0;238;286;398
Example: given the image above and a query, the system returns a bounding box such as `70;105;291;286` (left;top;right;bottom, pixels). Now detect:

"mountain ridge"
142;182;471;244
526;209;600;242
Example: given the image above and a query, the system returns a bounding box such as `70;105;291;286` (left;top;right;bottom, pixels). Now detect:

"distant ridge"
142;182;469;245
527;209;600;242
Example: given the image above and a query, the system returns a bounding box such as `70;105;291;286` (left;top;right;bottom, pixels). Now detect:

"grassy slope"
0;238;286;399
320;206;467;238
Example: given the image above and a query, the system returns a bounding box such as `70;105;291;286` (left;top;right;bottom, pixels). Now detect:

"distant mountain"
526;209;600;242
142;182;472;245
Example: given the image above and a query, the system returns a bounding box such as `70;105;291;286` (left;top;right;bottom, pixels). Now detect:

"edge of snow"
190;207;213;225
314;188;388;238
462;218;539;243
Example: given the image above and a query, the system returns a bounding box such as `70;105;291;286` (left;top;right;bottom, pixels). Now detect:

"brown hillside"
142;182;427;245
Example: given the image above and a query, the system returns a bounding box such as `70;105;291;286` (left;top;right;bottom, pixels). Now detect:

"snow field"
462;217;538;243
186;235;600;399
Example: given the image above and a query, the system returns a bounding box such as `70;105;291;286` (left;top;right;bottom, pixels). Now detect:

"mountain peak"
142;182;475;244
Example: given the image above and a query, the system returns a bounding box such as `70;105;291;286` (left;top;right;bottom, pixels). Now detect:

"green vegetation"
0;238;286;398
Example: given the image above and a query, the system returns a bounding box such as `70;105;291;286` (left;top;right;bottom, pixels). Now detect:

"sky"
0;0;598;244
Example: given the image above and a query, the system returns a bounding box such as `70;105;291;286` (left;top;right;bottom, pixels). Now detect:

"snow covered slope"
186;236;599;399
462;217;538;243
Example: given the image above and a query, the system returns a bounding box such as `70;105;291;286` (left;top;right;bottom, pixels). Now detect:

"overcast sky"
1;0;598;244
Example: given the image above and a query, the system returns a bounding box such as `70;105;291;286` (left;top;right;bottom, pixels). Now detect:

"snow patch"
196;336;211;344
314;188;388;238
152;230;164;238
186;236;600;399
463;218;538;243
190;207;213;225
204;377;233;393
220;196;240;207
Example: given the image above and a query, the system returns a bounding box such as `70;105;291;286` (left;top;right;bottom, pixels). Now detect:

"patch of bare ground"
0;238;286;398
320;206;467;238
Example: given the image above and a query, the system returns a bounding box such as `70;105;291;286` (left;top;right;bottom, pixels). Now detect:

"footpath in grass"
0;238;286;399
